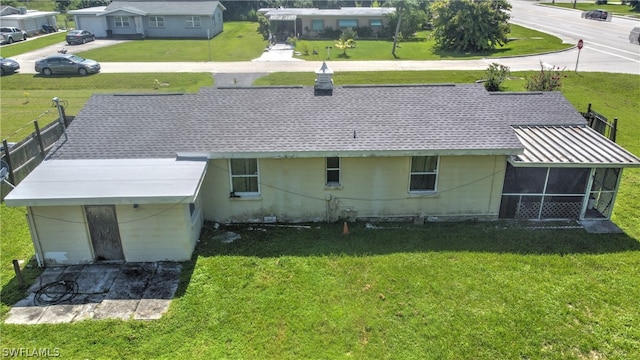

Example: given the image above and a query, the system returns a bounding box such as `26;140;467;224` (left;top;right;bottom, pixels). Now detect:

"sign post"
575;39;583;72
207;29;211;62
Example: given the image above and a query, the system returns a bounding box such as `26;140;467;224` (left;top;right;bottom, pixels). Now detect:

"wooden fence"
1;115;73;201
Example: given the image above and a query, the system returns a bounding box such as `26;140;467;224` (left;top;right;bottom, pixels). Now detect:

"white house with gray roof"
5;65;640;266
68;0;225;39
259;7;395;40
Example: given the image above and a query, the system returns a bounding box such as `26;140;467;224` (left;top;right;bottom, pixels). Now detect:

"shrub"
526;63;565;91
484;63;510;91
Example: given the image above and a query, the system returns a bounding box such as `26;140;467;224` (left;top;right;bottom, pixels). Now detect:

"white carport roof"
4;158;207;207
509;125;640;168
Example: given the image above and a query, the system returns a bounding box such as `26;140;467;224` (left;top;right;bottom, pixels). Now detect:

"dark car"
35;54;100;76
66;30;96;45
0;56;20;75
582;9;610;21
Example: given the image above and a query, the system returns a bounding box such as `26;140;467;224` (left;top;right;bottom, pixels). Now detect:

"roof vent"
314;61;334;96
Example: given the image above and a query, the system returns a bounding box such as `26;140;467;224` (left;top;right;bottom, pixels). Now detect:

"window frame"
338;19;358;29
370;19;383;28
311;19;325;31
149;16;164;27
409;156;439;193
186;16;201;28
326;157;341;186
114;16;130;27
229;159;260;196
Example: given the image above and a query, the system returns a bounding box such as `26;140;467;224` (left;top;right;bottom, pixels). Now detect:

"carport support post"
12;260;25;288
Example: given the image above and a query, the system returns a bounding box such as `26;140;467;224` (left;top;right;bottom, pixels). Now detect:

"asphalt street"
4;1;640;75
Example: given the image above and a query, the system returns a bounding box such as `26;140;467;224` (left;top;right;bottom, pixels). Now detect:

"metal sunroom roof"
509;125;640;167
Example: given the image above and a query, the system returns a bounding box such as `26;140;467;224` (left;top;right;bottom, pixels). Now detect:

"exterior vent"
314;61;334;96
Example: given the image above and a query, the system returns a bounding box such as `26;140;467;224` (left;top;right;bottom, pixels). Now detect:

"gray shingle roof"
105;0;223;16
47;83;587;160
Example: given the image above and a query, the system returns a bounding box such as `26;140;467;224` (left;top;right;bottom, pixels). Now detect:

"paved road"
6;0;639;75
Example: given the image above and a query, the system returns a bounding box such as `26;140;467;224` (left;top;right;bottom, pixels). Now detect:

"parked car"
0;56;20;75
0;27;28;44
35;54;100;76
66;30;96;45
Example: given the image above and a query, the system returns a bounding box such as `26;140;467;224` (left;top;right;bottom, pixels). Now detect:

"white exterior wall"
117;203;195;262
300;15;388;38
27;202;200;265
28;206;93;265
201;155;506;223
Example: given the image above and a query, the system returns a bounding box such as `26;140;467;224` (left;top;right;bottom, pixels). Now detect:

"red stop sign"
578;39;584;50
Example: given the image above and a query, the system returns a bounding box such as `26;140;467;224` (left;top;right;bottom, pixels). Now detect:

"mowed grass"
1;219;640;359
0;73;214;140
76;22;266;62
0;32;67;58
295;24;571;61
1;71;639;358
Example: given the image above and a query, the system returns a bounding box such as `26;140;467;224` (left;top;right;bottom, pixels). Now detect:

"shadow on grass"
195;221;640;259
0;258;43;308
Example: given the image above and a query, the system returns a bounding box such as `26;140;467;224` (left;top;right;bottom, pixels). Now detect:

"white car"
0;27;28;44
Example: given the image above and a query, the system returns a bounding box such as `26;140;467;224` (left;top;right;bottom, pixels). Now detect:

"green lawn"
76;22;266;62
0;32;67;58
0;73;214;140
1;71;639;358
294;24;571;61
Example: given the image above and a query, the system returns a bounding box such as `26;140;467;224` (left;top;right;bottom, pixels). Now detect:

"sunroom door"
582;168;621;220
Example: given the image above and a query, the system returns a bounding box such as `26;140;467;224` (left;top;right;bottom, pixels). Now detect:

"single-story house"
258;7;395;40
0;6;59;35
68;0;225;39
5;64;640;266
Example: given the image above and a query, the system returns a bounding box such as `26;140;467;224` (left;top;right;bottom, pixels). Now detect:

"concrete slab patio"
4;262;181;325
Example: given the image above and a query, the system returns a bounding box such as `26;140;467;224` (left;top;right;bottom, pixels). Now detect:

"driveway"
9;39;130;67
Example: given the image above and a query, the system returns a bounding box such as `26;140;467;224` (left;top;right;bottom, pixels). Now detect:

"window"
370;19;383;28
149;16;164;27
186;16;201;27
114;16;130;27
326;157;340;185
409;156;438;192
311;19;324;31
230;159;259;195
338;19;358;29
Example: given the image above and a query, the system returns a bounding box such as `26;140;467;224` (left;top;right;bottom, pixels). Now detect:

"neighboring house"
5;64;640;266
258;7;395;40
68;0;225;39
0;5;59;35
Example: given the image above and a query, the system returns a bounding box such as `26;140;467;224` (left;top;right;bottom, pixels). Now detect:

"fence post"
33;120;46;159
2;139;15;185
611;118;617;143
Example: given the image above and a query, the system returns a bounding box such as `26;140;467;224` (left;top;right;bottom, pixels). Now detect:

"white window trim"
149;16;164;27
186;16;201;28
229;159;260;196
114;16;130;27
408;156;439;193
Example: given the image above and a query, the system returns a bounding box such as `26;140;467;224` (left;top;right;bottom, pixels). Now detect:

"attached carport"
4;158;208;267
499;125;640;220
